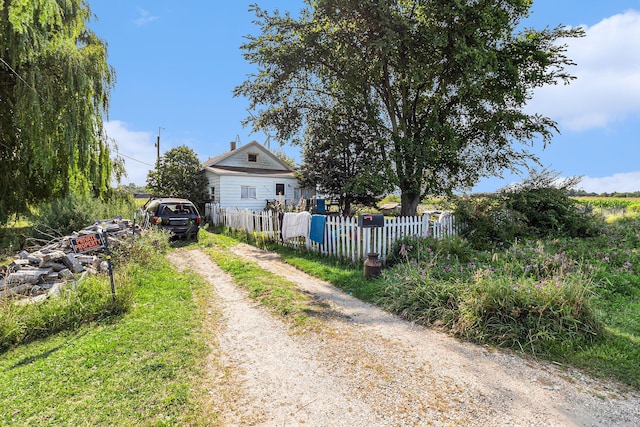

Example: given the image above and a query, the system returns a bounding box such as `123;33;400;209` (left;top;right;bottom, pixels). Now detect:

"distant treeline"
567;190;640;198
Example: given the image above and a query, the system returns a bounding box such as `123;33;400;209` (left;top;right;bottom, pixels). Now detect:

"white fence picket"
205;204;458;263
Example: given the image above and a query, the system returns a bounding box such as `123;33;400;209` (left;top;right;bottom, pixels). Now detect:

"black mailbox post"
358;214;384;228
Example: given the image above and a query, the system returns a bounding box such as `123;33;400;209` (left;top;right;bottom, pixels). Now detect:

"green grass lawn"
0;252;218;426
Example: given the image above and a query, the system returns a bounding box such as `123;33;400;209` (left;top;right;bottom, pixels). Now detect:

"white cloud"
106;121;156;186
577;171;640;193
134;9;159;27
528;10;640;131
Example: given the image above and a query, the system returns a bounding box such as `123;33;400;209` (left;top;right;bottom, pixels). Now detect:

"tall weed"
455;271;601;353
379;236;603;354
0;275;131;351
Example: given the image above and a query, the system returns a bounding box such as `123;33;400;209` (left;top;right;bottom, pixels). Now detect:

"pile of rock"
0;217;138;301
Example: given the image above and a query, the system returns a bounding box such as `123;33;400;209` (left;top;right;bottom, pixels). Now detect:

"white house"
202;140;310;211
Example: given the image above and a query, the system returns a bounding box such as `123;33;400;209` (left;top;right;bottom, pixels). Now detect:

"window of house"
210;186;216;201
275;183;285;196
247;153;258;163
241;185;256;199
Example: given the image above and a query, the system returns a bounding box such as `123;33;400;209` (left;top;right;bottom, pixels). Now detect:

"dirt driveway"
168;245;640;426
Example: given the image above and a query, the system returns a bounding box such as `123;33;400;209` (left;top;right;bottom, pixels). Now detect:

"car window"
161;203;196;215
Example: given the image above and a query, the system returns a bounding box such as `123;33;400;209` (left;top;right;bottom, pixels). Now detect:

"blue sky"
89;1;640;193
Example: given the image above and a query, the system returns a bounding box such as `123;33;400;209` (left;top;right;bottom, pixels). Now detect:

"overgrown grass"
213;218;640;390
379;219;640;389
0;275;132;352
0;230;171;351
0;230;218;425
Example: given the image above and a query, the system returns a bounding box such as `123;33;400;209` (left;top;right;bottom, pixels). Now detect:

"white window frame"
241;185;256;199
247;153;258;163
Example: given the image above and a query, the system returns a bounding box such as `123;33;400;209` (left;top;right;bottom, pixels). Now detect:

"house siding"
218;175;300;211
206;174;221;203
216;149;286;171
203;140;311;211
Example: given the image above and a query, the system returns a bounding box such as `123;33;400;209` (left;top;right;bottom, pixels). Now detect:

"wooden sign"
70;233;105;254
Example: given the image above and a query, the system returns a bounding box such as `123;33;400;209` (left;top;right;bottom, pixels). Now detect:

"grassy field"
572;196;640;217
0;234;218;426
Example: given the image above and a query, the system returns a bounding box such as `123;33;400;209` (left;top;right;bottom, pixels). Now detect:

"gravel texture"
168;245;640;427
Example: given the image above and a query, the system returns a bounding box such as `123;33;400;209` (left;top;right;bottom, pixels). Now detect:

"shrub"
30;192;137;239
113;228;170;266
454;172;604;250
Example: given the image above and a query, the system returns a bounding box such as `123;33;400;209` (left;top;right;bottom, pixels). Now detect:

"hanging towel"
281;211;311;240
309;215;326;244
316;199;326;213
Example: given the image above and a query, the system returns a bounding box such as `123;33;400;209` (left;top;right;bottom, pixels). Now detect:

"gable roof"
201;140;293;172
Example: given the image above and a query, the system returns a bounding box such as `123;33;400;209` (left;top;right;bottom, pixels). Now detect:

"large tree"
234;0;583;215
146;146;209;207
0;0;115;222
298;84;393;214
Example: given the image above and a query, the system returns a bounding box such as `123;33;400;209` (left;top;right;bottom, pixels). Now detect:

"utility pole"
155;127;164;166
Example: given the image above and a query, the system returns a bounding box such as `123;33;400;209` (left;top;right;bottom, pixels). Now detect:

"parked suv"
143;197;201;241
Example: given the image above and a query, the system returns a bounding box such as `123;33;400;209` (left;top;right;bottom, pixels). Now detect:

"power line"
115;150;155;167
0;57;43;101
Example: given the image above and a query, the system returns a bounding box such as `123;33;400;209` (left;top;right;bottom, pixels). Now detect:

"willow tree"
0;0;115;222
235;0;584;215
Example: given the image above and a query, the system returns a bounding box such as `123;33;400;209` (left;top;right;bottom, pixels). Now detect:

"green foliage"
0;220;31;259
455;172;604;250
0;0;115;222
456;271;600;353
0;274;132;352
297;102;394;214
380;236;602;354
112;227;171;267
146;145;209;210
235;1;584;215
0;229;170;352
29;192;137;239
454;195;529;250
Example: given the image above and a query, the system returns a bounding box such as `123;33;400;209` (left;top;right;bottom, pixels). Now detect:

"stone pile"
0;217;138;300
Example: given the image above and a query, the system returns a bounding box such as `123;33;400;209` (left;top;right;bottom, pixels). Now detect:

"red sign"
70;233;105;254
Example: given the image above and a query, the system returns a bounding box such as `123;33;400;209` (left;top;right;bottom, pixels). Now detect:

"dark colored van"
144;197;201;241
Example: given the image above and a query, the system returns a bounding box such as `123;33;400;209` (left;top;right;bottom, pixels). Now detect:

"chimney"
230;140;236;151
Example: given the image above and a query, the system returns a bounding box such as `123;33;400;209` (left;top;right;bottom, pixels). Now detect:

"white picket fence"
205;204;458;263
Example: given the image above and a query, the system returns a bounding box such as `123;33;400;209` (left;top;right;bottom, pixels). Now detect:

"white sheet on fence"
281;211;312;240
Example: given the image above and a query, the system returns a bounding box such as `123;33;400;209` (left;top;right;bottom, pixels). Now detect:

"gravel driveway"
168;245;640;426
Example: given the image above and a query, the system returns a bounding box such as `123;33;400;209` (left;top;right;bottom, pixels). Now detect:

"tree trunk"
400;192;420;216
342;199;352;217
